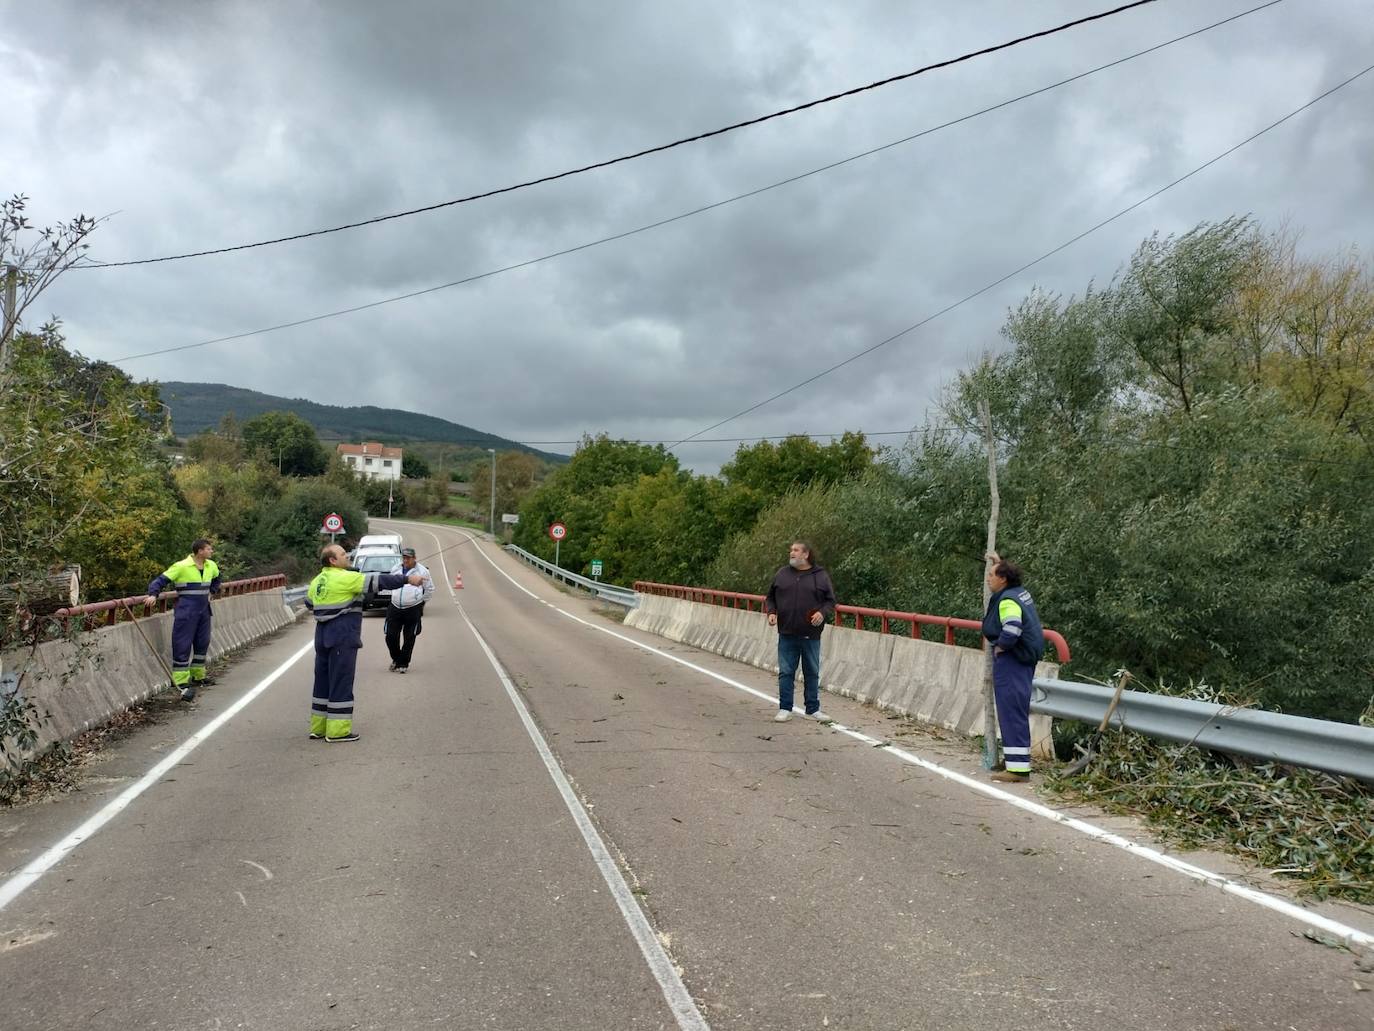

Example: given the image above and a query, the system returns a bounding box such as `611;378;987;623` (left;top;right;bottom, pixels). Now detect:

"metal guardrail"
631;579;1370;783
283;585;309;607
505;546;638;608
1033;676;1374;783
633;580;1072;663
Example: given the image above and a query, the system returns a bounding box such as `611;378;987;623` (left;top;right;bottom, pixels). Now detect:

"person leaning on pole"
982;555;1046;783
144;538;221;702
764;539;837;722
306;543;423;743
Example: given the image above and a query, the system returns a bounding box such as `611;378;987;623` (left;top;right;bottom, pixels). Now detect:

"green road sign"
590;560;603;578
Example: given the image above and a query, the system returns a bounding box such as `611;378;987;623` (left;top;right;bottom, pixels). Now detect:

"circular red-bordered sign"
548;521;568;541
322;513;344;533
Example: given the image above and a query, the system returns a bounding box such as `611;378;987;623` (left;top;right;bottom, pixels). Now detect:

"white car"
356;533;403;552
353;549;403;610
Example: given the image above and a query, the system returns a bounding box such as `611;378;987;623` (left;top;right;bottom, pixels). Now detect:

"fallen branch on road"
1047;713;1374;905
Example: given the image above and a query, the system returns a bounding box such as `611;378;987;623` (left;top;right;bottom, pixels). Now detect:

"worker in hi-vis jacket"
144;538;221;701
305;543;423;743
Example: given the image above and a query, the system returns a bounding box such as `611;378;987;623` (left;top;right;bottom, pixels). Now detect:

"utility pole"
1;264;18;374
487;448;497;537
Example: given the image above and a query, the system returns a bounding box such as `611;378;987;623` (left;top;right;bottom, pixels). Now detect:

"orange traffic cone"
454;571;464;590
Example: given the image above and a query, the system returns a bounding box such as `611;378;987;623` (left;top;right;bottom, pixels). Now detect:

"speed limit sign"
548;521;568;541
322;513;344;534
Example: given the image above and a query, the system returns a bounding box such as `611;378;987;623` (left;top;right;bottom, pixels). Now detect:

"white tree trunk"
978;399;1000;769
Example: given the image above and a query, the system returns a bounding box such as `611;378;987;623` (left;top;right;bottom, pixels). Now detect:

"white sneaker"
773;710;792;722
806;710;832;722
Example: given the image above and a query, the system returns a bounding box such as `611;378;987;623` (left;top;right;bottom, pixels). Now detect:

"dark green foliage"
717;432;876;534
514;433;882;586
401;452;431;479
701;221;1374;721
706;468;922;604
246;482;369;582
0;692;44;799
241;410;328;476
927;221;1374;721
357;476;401;518
513;436;679;571
1102;216;1256;414
593;468;729;585
0;326;194;607
1012;392;1374;721
469;452;541;530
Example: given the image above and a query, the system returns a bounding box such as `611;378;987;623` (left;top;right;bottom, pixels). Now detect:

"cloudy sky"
3;0;1371;470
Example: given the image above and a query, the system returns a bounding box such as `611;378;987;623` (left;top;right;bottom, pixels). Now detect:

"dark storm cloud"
3;0;1371;470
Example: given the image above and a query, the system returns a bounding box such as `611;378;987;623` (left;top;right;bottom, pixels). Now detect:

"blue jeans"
777;635;821;714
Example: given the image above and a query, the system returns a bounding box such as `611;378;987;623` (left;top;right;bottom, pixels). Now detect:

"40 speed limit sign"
548;521;568;541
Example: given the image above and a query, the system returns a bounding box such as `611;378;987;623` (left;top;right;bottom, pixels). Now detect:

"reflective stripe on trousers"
993;652;1034;773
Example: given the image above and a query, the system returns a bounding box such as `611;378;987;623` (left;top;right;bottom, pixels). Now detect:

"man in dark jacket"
764;540;837;722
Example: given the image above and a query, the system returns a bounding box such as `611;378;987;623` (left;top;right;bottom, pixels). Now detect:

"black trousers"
384;603;424;668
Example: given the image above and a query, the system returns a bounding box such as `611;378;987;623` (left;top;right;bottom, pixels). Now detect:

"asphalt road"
2;520;1371;1030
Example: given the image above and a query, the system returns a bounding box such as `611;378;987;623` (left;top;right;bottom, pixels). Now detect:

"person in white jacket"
384;547;434;673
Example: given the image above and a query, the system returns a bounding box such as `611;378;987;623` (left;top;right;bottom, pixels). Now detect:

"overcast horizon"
4;0;1372;472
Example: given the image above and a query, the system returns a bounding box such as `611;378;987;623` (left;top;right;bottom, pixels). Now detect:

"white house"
337;441;403;482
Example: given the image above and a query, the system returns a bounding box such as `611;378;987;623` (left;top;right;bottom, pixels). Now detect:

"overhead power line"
666;60;1374;451
110;3;1277;365
88;1;1160;269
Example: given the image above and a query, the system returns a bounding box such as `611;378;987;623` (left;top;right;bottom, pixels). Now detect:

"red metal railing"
54;574;288;627
632;581;1071;663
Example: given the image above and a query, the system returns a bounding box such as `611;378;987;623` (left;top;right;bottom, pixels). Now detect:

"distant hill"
159;382;568;463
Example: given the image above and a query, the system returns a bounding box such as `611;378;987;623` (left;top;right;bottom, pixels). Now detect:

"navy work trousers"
311;616;361;738
993;651;1034;773
171;606;212;686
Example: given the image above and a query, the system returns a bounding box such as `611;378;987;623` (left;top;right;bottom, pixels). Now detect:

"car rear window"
356;555;398;573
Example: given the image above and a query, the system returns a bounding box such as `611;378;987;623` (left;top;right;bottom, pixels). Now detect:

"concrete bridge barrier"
2;590;300;765
626;593;1057;757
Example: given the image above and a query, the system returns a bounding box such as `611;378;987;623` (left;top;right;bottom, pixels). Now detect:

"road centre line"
395;522;707;1028
456;603;710;1031
0;639;315;913
432;523;1374;952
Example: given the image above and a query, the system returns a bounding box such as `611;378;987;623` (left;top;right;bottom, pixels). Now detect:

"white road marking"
240;859;273;880
390;522;707;1029
0;640;314;913
457;603;710;1030
424;522;1374;953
